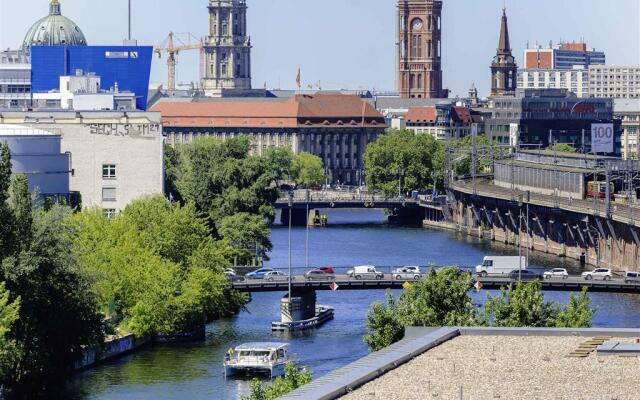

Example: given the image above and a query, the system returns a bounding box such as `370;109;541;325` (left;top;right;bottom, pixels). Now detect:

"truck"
475;256;527;277
347;265;385;280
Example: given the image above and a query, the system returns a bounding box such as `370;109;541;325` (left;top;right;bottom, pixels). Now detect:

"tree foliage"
0;143;13;259
291;152;325;188
243;362;313;400
364;129;441;197
549;143;578;153
0;282;19;385
217;212;272;263
364;291;404;351
263;147;294;186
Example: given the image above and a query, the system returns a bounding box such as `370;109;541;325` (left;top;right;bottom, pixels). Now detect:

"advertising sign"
591;123;614;153
509;123;519;148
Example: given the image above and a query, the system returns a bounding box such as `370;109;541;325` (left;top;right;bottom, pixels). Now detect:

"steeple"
497;7;511;55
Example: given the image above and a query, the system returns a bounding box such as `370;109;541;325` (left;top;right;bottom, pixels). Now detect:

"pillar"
280;290;316;323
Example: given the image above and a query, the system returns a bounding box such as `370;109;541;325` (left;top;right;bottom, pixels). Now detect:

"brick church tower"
396;0;447;99
490;7;518;97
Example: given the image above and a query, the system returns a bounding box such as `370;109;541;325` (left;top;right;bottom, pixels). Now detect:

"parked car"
393;266;421;274
475;256;527;277
347;265;385;280
543;268;569;280
508;269;540;281
319;267;335;274
304;269;334;281
246;268;276;280
624;271;640;284
264;271;290;282
581;268;612;281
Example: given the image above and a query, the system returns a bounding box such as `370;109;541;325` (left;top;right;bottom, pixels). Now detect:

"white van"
347;265;385;280
475;256;527;277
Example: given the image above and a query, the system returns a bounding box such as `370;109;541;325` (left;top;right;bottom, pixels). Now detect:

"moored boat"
224;342;289;379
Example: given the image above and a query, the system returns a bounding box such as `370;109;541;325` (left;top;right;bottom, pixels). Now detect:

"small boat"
224;342;289;379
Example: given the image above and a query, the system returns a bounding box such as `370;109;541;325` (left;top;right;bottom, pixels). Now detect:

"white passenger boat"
224;342;289;378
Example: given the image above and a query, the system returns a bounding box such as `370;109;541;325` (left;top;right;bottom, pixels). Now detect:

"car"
224;268;237;278
393;271;423;281
393;266;421;274
624;271;640;284
581;268;612;281
246;268;276;280
347;265;385;280
264;271;290;282
543;268;569;280
508;269;540;281
319;267;335;274
304;269;334;281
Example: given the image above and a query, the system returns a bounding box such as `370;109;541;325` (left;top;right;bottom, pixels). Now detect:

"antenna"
128;0;132;40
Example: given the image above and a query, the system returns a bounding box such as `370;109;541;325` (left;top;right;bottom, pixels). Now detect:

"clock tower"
396;0;447;99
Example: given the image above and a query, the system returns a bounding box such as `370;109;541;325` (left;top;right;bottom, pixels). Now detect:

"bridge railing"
277;190;410;204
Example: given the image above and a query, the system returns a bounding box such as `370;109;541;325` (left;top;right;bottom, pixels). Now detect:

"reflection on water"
64;209;640;400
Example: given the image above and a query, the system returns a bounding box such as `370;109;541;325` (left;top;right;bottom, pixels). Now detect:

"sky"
1;0;639;97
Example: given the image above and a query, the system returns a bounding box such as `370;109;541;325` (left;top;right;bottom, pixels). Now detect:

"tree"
554;287;596;328
217;212;272;262
364;129;441;197
0;282;20;385
263;147;293;186
0;143;14;258
164;144;182;202
243;363;313;400
363;291;404;351
291;152;325;187
549;143;577;153
9;174;32;249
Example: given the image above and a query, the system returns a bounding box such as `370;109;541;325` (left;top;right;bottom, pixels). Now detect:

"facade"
615;99;640;159
30;46;153;110
517;68;589;98
589;65;640;99
153;93;386;185
22;0;87;51
486;88;621;155
0;111;164;213
202;0;252;96
524;42;605;70
404;105;472;140
0;51;31;109
0;124;71;202
396;0;447;99
490;8;518;97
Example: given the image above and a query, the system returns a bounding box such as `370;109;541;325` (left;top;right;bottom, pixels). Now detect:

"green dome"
22;0;87;51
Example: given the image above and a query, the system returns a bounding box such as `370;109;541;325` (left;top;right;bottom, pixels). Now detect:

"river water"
64;210;640;399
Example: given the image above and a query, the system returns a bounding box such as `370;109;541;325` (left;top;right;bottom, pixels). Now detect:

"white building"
615;99;640;159
0;124;71;202
0;111;164;214
589;65;640;99
0;50;31;110
518;68;589;98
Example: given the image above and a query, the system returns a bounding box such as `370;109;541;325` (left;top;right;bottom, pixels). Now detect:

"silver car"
543;268;568;280
264;271;291;282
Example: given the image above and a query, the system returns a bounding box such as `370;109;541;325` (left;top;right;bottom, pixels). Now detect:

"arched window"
417;35;422;58
410;74;415;89
428;40;432;57
417;74;423;89
411;35;418;58
428;16;432;30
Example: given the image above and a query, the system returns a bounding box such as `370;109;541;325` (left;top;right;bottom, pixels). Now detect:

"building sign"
88;124;161;137
509;123;519;147
591;123;614;153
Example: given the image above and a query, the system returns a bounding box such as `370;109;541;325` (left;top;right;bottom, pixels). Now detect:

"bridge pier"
280;289;316;323
280;208;312;227
387;206;425;225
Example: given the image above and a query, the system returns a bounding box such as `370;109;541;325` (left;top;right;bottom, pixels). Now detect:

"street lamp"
287;191;293;299
305;189;310;270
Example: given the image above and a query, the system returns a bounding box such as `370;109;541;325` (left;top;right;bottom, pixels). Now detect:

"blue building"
31;46;153;110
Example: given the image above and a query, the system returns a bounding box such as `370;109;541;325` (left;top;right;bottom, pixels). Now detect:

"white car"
393;266;421;274
543;268;568;280
581;268;612;281
264;271;291;282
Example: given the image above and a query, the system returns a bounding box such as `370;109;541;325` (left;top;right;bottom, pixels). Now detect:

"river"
64;210;640;399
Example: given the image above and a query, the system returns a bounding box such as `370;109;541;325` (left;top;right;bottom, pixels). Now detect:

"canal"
64;210;640;399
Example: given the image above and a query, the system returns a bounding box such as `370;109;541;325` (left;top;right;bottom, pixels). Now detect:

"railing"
277;189;412;204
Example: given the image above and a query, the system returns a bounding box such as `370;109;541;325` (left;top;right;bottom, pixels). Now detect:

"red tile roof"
406;107;437;123
451;106;472;124
151;93;385;129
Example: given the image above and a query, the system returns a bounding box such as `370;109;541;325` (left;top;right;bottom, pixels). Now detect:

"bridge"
274;190;422;225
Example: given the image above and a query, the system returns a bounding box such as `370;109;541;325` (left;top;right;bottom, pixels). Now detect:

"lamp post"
518;195;523;282
287;191;293;299
305;189;310;270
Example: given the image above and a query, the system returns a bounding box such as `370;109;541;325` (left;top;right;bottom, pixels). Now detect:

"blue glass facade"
31;46;153;110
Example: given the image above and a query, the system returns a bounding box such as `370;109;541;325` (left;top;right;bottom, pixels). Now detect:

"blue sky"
1;0;639;97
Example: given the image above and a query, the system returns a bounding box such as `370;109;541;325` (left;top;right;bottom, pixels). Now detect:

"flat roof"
235;342;288;351
343;333;639;400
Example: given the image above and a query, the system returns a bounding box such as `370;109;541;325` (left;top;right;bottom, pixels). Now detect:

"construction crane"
154;32;204;91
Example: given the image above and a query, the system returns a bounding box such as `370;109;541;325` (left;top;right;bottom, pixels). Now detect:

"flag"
296;67;301;89
474;281;483;292
330;281;339;291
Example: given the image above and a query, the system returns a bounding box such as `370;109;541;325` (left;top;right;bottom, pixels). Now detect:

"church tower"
490;7;518;97
202;0;252;96
396;0;447;99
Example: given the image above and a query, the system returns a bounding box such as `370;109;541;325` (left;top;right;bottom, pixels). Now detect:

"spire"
50;0;61;15
497;7;511;55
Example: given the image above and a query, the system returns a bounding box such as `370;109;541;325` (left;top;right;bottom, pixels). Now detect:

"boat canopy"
234;342;289;352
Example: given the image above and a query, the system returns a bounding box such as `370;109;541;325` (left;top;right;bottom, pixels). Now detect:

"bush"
242;362;313;400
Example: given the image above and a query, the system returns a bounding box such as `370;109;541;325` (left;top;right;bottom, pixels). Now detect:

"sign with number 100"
591;123;614;154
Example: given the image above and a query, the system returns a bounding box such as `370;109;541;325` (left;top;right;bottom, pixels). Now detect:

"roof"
0;124;58;136
405;107;437;123
451;106;472;124
234;342;289;351
614;99;640;113
152;93;386;129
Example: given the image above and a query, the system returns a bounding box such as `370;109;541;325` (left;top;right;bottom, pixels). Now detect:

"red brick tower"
396;0;447;99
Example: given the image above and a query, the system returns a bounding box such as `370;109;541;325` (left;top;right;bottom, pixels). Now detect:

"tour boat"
224;342;289;378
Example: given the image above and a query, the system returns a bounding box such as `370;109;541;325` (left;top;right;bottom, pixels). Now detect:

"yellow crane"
154;32;203;91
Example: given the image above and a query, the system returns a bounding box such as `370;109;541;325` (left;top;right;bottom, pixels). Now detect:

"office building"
524;41;605;70
517;68;590;98
615;99;640;159
403;105;473;140
0;50;31;109
589;65;640;99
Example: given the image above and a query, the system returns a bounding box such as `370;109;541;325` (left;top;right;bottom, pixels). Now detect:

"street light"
287;191;293;299
305;189;310;270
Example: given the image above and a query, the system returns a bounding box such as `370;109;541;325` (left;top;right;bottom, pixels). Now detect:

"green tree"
363;291;404;351
9;174;32;249
243;363;313;400
364;129;441;197
0;143;14;258
217;212;272;262
164;144;182;202
554;287;596;328
263;147;293;186
0;282;20;385
291;152;325;188
549;143;577;153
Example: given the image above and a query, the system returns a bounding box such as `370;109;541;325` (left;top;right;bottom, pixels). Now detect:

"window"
103;209;116;219
102;187;116;202
102;164;116;179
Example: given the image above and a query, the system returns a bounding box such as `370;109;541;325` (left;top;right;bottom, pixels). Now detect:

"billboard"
591;123;614;153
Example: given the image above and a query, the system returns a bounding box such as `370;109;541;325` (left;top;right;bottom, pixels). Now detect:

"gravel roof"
342;335;640;400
